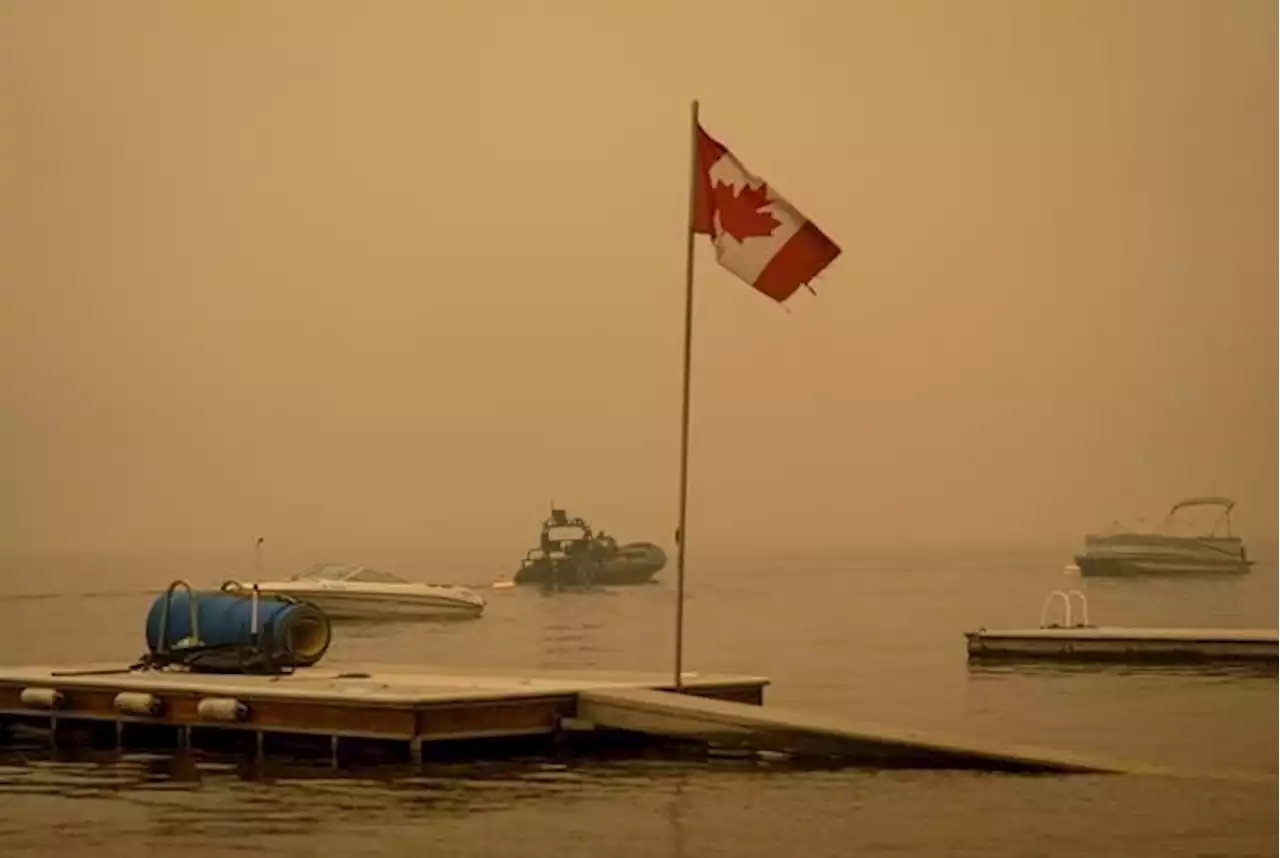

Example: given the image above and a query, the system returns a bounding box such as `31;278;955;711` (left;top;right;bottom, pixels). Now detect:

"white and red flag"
669;108;840;688
692;124;841;302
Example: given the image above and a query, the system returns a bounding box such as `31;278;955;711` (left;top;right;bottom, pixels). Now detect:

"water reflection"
664;776;688;858
0;746;1274;858
0;746;801;838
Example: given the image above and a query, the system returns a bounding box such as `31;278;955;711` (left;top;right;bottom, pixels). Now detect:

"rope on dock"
130;641;299;676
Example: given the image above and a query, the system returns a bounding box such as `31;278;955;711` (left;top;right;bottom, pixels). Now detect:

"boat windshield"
293;564;408;584
546;525;590;543
346;568;408;584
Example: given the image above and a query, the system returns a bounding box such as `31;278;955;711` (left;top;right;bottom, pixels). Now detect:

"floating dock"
968;589;1279;666
0;663;764;763
966;627;1278;664
0;662;1133;773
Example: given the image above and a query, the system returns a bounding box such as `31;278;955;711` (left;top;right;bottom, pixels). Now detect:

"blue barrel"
145;589;331;667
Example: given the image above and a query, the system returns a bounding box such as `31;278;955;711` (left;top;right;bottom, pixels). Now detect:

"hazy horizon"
2;1;1275;562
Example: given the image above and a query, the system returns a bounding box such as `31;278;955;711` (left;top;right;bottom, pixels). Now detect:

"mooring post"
409;736;423;767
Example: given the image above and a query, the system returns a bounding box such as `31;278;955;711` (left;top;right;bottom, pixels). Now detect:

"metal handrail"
1065;589;1090;627
1038;590;1072;628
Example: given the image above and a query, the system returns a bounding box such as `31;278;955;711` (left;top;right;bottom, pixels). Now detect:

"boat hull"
513;542;666;587
1075;532;1251;577
1074;555;1252;577
253;587;485;621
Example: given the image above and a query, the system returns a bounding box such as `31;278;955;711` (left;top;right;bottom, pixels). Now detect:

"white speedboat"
1073;496;1253;577
222;563;486;621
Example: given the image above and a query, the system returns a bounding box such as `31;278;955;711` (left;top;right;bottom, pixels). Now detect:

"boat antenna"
254;536;265;580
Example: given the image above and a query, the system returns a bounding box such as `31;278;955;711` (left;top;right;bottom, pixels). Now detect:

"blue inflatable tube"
145;589;331;667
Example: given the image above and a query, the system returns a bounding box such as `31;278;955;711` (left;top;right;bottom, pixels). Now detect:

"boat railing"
1039;589;1091;629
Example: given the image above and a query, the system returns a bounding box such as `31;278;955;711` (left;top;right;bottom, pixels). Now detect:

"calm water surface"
0;546;1275;857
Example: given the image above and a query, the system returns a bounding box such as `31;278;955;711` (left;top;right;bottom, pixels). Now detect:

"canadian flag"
692;123;841;302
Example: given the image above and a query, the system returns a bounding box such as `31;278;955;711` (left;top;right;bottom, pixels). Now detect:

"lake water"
0;546;1275;857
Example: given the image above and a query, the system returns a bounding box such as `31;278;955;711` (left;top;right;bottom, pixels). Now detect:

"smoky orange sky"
1;0;1275;567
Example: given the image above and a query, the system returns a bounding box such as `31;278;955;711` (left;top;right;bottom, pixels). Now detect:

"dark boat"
512;508;666;587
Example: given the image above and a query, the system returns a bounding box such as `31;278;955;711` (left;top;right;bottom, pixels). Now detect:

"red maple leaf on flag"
711;180;780;241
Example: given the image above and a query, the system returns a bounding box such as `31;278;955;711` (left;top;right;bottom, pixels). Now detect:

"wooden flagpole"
674;99;700;690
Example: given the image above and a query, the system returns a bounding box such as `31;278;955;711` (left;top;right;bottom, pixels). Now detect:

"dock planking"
578;687;1138;774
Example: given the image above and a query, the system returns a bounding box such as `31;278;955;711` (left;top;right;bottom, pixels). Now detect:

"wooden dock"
0;661;1143;773
0;662;764;763
965;627;1279;664
576;687;1139;773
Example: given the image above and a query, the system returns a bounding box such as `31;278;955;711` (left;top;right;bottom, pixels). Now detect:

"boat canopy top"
1090;496;1241;539
291;564;408;584
1168;496;1236;515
